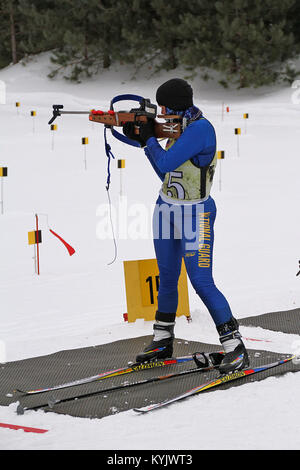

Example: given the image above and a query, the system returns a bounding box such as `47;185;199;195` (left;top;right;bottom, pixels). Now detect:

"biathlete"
123;78;249;374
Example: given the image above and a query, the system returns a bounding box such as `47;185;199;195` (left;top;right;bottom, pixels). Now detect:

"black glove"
122;122;144;146
139;119;155;145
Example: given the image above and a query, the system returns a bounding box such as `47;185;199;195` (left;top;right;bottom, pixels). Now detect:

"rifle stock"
89;110;182;139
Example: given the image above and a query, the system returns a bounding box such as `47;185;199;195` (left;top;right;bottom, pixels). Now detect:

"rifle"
48;94;183;145
48;94;183;265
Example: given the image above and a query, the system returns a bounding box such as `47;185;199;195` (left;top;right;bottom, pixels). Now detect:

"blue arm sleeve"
144;146;166;182
145;119;216;173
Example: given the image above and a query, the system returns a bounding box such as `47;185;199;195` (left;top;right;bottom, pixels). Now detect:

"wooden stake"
35;214;40;275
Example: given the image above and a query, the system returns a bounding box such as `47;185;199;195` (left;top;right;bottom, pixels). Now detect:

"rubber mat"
0;337;299;419
240;308;300;334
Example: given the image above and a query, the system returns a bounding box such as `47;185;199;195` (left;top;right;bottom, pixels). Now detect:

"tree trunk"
103;52;111;69
8;0;17;64
168;43;178;70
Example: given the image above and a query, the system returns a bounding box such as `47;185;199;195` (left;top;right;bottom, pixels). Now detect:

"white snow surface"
0;53;299;450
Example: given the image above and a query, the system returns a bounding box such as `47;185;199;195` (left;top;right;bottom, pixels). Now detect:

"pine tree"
0;0;20;66
150;0;185;71
119;0;202;74
174;0;298;88
0;0;62;68
17;0;64;56
213;0;297;88
0;0;298;89
48;0;125;81
115;0;159;71
174;0;218;78
287;0;300;46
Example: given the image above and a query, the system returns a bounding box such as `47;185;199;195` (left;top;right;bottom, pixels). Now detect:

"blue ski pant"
153;195;232;327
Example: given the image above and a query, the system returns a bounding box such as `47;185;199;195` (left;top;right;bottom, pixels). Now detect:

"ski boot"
135;311;175;363
217;317;249;375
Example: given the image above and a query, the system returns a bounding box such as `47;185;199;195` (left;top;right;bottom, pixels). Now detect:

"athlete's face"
160;106;167;115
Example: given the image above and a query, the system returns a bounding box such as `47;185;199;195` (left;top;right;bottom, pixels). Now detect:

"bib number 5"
167;171;185;199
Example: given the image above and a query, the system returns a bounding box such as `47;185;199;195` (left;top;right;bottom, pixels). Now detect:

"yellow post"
118;159;125;196
243;113;249;134
51;124;57;151
31;110;36;133
28;227;42;275
0;167;8;214
82;137;89;170
234;128;241;157
217;151;225;191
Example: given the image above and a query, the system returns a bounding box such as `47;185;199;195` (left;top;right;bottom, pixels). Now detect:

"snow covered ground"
0;53;299;450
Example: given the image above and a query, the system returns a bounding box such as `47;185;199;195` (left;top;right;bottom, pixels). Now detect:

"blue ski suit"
144;117;233;326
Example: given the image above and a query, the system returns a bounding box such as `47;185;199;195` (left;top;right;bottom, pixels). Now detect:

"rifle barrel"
59;111;90;115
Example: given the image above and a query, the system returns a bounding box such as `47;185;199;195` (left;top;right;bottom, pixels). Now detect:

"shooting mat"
0;331;299;419
239;308;300;334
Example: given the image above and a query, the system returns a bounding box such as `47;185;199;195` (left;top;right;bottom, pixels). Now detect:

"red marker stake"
0;422;48;433
35;214;40;275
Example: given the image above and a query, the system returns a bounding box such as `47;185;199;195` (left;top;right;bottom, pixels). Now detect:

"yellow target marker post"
0;167;8;214
82;137;89;170
15;102;20;115
243;113;249;134
28;215;42;275
117;159;125;196
123;258;190;322
217;151;225;191
51;124;57;151
31;110;36;133
234;128;241;157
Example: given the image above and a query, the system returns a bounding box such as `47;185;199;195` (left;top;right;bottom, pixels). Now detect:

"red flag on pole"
49;229;75;256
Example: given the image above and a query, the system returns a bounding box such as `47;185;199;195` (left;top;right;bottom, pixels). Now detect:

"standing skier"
123;78;249;374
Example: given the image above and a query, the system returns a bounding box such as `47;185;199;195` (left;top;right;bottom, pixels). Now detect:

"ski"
16;352;223;415
133;355;296;414
16;351;221;396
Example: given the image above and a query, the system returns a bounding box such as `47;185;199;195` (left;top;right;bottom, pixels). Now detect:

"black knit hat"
156;78;193;111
